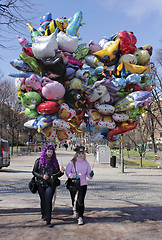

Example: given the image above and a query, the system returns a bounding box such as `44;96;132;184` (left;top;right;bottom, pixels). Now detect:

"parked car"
0;139;10;169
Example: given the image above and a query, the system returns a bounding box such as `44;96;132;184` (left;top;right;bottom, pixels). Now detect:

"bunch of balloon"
9;11;154;144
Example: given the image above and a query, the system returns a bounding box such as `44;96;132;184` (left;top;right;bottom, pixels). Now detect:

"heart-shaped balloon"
98;116;116;129
41;125;57;140
59;103;76;121
57;129;73;141
94;101;115;115
53;119;70;130
87;109;101;126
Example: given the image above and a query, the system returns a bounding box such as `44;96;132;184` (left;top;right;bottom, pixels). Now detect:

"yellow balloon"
93;39;120;66
115;61;150;77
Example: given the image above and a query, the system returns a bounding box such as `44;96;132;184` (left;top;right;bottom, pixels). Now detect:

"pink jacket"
65;158;93;186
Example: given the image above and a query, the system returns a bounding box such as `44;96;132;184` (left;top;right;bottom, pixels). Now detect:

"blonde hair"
72;152;86;164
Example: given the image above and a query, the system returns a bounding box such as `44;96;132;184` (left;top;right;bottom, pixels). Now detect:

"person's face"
46;149;53;158
77;152;84;158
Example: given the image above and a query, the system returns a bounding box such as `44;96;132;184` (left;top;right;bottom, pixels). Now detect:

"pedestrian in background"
63;141;68;151
32;144;64;228
65;146;94;225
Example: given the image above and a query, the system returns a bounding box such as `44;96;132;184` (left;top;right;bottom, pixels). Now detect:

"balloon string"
92;153;97;170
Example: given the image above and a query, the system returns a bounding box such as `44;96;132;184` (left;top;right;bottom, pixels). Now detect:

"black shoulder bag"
29;159;39;194
65;162;80;190
29;176;38;194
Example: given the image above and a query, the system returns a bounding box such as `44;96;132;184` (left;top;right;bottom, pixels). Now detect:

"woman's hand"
90;170;94;177
61;166;65;173
43;174;49;180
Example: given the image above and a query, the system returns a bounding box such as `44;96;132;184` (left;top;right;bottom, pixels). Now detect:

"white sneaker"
78;217;83;225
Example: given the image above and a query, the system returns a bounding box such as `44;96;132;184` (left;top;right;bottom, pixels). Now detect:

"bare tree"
0;78;29;154
0;0;36;49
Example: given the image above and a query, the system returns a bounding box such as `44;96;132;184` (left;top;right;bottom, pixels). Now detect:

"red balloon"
37;101;60;114
107;120;138;141
117;30;137;55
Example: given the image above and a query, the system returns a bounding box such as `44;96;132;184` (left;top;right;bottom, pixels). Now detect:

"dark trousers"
69;185;87;217
37;183;55;224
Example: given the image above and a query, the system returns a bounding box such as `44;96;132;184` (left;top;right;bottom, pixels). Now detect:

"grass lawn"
111;149;161;168
123;158;160;168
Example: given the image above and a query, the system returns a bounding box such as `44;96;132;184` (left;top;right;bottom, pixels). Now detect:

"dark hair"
38;145;59;170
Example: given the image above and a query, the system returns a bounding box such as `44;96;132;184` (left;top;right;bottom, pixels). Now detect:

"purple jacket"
65;158;93;186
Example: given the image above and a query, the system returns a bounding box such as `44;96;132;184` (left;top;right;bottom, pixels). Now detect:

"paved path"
0;148;162;240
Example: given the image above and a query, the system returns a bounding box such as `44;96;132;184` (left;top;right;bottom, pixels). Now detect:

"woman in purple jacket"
65;146;94;225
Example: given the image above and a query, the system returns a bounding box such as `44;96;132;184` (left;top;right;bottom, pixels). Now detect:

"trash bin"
110;156;116;167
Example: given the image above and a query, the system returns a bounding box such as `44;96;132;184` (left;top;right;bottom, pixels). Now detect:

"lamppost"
7;124;10;142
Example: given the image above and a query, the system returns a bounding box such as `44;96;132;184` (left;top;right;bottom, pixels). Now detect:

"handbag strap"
73;161;77;174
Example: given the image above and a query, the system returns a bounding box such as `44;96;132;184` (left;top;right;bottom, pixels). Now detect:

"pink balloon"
42;81;65;100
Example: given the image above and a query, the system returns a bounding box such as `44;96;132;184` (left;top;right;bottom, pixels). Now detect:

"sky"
0;0;162;80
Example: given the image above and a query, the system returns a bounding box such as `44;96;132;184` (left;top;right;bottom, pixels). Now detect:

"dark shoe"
47;222;54;228
41;216;47;221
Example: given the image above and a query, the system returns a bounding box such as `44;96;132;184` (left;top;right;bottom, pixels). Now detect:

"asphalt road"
0;148;162;240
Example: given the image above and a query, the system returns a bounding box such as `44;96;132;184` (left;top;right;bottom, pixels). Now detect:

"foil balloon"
75;43;90;60
133;49;150;66
57;129;73;141
24;119;36;128
20;108;39;118
86;109;101;126
44;18;68;36
126;73;141;84
94;101;115;115
84;55;103;68
90;124;109;134
59;103;76;121
33;114;57;133
64;89;86;109
32;33;58;59
115;61;150;77
22;46;34;57
42;81;65;100
118;54;137;65
93;39;120;67
53;119;70;130
112;113;129;122
89;40;102;53
69;78;84;91
115;91;151;112
41;125;57;140
37;101;60;115
68;122;83;134
17;35;29;47
56;31;78;53
40;56;66;77
18;91;42;109
88;83;110;103
40;12;52;30
66;11;83;36
10;59;32;72
117;30;137;55
20;52;42;76
98;116;116;129
8;72;42;79
21;74;42;93
107;121;139;141
42;76;53;86
127;107;142;121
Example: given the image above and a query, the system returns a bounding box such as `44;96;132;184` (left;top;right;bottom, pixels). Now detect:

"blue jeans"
38;183;55;224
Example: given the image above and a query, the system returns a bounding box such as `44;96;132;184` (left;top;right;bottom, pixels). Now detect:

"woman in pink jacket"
65;146;94;225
